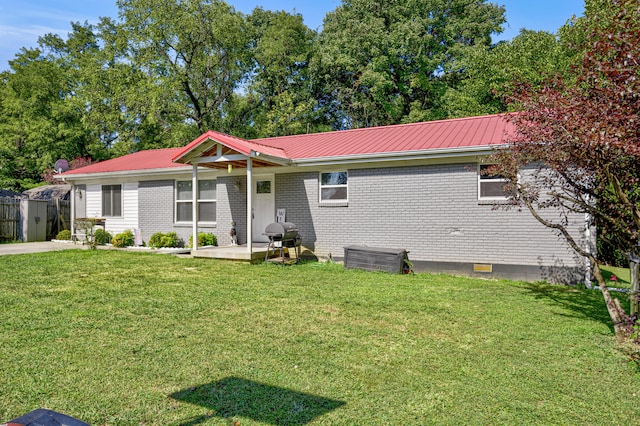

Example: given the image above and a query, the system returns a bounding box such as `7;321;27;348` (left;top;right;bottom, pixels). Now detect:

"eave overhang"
290;144;508;167
56;144;507;181
56;165;195;182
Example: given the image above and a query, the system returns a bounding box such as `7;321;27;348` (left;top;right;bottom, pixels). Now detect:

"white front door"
252;174;275;243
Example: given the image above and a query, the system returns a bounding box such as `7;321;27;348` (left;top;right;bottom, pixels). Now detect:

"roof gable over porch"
171;130;290;170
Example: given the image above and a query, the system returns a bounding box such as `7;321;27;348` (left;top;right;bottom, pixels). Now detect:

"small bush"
112;230;134;248
94;228;111;245
56;230;71;240
149;231;180;248
148;232;164;248
161;232;179;248
189;232;217;248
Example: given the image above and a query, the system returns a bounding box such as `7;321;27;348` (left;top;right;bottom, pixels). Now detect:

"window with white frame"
176;179;216;223
478;164;508;200
319;171;348;202
102;184;122;217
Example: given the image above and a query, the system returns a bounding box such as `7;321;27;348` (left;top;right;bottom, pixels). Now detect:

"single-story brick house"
58;113;590;283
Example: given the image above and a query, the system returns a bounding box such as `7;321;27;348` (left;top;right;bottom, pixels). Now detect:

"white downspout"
585;211;592;289
247;157;253;254
192;164;198;253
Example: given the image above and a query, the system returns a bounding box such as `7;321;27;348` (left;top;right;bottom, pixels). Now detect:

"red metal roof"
62;147;189;175
255;114;514;159
61;114;515;176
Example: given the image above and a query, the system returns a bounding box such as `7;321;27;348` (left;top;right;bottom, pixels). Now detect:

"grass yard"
0;250;638;425
600;265;632;289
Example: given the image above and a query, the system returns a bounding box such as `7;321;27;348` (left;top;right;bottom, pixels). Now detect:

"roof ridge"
130;146;183;153
198;129;285;154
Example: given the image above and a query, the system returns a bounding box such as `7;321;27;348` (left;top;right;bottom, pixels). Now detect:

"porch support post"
246;157;253;254
192;163;198;253
70;183;76;237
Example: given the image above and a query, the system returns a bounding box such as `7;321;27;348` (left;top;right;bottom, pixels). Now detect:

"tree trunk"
521;198;631;341
592;263;631;343
629;256;639;318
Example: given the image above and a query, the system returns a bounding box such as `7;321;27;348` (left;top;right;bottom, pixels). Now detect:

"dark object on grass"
344;245;410;274
4;408;89;426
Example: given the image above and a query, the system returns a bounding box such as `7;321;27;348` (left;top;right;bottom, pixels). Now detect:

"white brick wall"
125;163;587;279
217;176;247;245
138;180;215;245
275;164;584;270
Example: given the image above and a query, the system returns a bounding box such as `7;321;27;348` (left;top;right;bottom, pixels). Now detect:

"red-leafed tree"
42;157;94;184
491;0;640;341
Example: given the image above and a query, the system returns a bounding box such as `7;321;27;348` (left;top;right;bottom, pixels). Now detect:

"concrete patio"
190;242;302;264
190;243;271;262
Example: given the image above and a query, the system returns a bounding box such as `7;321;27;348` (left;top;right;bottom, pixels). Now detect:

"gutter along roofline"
56;166;196;182
57;144;508;181
289;144;507;167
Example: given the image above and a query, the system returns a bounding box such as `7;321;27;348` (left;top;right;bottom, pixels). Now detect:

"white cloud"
0;23;69;69
0;0;114;71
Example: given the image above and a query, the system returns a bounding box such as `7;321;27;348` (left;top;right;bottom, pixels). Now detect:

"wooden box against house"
344;245;409;274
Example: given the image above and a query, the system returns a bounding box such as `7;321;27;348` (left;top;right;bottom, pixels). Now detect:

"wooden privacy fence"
0;197;20;241
47;199;71;239
0;197;71;241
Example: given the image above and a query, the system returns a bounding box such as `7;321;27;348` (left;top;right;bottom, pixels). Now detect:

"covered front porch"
171;131;291;258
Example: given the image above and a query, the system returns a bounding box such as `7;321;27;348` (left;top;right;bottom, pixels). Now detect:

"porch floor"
190;242;272;262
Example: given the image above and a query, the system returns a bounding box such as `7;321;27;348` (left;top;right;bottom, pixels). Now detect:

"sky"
0;0;585;71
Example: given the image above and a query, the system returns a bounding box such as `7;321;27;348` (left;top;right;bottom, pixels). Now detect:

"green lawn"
600;265;632;288
0;250;638;425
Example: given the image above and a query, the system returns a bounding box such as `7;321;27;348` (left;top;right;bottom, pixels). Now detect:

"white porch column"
246;157;253;254
192;163;198;253
70;183;76;237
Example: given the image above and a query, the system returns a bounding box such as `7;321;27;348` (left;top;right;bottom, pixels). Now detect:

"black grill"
264;222;302;264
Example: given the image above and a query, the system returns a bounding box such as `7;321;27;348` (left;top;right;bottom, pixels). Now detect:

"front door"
252;174;274;243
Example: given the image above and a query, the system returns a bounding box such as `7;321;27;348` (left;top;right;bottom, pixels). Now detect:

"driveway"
0;241;87;256
0;242;192;256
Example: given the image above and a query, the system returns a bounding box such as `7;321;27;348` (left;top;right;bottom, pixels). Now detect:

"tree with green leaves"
244;8;328;137
0;46;92;190
116;0;252;138
37;20;143;158
313;0;506;129
444;28;580;118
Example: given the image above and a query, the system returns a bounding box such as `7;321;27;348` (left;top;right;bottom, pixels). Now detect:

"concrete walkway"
0;241;88;256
